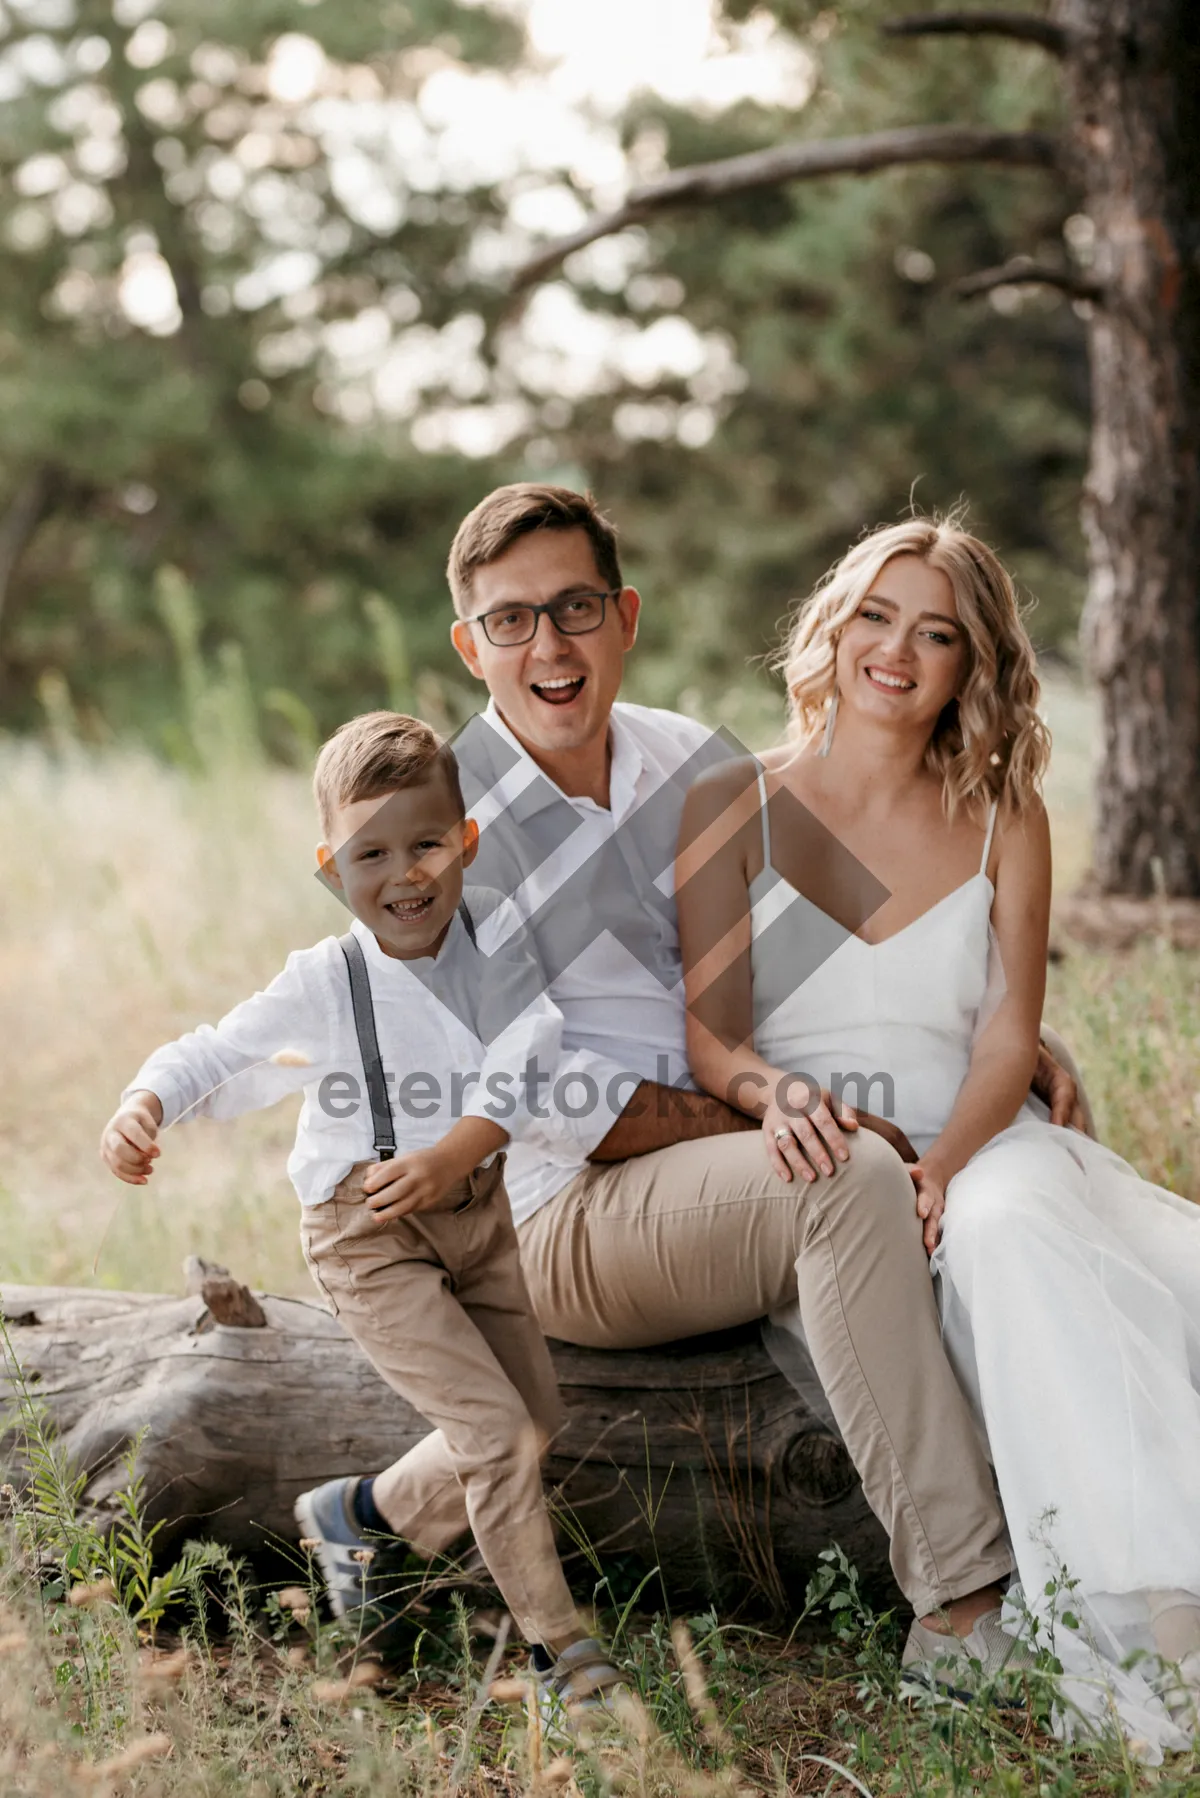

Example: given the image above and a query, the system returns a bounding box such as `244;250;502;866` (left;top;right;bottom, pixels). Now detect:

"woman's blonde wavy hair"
776;515;1050;819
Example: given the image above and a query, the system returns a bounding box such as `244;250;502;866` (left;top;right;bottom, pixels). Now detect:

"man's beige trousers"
299;1157;579;1645
349;1127;1014;1619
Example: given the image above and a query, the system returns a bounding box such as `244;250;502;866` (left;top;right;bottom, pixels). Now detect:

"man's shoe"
901;1608;1036;1702
531;1638;628;1742
293;1476;409;1628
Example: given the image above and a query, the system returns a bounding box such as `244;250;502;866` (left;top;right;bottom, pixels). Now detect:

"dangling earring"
819;690;839;758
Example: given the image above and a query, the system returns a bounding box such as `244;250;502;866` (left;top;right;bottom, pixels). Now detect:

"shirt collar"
350;908;465;973
480;697;647;824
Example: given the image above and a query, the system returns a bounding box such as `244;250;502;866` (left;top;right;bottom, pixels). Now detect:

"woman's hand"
909;1162;947;1256
762;1082;857;1184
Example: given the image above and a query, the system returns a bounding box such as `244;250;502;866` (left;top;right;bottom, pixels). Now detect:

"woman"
677;516;1200;1756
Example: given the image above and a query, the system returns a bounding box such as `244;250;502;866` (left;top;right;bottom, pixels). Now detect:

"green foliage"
3;1324;1199;1795
1;0;1089;752
559;5;1088;717
0;0;510;740
2;1315;224;1639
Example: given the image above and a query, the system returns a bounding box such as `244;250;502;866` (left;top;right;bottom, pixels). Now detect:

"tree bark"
0;1282;889;1614
1057;0;1200;894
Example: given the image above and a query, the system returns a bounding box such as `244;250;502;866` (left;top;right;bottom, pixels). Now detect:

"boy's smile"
317;772;479;961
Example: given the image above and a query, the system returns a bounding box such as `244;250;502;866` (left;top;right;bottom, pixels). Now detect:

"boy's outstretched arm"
99;942;337;1184
100;1089;164;1184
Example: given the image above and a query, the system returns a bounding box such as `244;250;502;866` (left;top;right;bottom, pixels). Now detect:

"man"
304;483;1086;1678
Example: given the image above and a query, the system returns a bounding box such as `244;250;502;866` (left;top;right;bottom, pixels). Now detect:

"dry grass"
0;740;322;1293
2;671;1200;1793
0;1514;1188;1798
2;670;1194;1298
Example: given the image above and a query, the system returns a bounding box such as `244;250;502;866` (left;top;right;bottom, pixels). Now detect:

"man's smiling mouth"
530;675;586;706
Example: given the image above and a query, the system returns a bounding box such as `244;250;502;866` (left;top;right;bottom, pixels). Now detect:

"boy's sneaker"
531;1638;628;1742
901;1608;1035;1703
294;1477;409;1632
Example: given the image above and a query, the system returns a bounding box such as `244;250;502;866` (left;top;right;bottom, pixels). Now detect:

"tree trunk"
0;1282;890;1615
1060;0;1200;894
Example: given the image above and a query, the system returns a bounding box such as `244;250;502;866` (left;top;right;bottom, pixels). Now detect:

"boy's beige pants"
331;1127;1015;1621
299;1156;579;1645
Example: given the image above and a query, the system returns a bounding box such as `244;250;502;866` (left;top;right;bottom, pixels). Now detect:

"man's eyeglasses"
469;590;618;648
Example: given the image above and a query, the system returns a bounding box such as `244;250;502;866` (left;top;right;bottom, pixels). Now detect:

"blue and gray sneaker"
531;1637;628;1743
293;1477;410;1632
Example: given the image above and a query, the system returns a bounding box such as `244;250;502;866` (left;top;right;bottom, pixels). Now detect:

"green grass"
4;1439;1199;1797
2;672;1198;1792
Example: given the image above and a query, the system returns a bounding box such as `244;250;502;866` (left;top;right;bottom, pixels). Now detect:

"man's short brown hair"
313;711;464;839
447;483;622;618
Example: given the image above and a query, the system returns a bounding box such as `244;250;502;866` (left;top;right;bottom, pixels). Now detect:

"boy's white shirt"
125;700;715;1224
123;896;575;1208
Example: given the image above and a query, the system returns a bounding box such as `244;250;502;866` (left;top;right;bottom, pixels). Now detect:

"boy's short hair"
447;483;622;618
313;711;464;840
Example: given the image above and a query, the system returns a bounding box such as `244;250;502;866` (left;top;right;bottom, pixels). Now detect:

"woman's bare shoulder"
679;752;766;857
756;740;802;774
684;750;763;808
994;790;1049;844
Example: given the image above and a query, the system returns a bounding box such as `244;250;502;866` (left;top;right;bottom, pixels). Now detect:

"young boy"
100;710;622;1713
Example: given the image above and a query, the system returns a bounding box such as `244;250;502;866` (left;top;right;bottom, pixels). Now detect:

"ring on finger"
773;1126;792;1144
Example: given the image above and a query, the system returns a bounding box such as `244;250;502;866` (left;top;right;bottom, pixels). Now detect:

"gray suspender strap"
338;933;395;1160
338;905;476;1159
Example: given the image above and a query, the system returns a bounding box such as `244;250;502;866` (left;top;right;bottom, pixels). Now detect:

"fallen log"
0;1274;889;1612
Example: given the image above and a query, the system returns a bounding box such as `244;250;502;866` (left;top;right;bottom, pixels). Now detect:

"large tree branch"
955;254;1103;299
512;126;1060;289
882;12;1071;56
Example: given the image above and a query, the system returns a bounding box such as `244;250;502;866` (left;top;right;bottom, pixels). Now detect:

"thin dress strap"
755;765;773;873
979;799;999;878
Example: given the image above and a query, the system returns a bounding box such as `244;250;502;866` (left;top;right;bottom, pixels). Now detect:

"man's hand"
1032;1040;1085;1130
362;1149;456;1223
588;1083;757;1161
762;1083;857;1184
909;1163;947;1256
853;1109;918;1164
100;1092;164;1185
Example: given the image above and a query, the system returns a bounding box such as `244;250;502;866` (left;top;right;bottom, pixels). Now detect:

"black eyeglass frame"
467;589;621;648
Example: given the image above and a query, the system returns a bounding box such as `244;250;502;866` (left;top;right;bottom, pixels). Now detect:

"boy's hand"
100;1092;164;1185
362;1148;456;1222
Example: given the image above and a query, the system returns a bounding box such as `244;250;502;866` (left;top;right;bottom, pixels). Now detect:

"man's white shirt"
473;699;712;1225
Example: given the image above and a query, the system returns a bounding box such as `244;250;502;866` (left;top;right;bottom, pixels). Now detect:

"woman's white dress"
749;773;1200;1757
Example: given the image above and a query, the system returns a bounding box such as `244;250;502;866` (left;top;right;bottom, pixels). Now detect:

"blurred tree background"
0;0;1087;754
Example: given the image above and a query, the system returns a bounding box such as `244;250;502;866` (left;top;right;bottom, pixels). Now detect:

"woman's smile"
863;664;918;693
